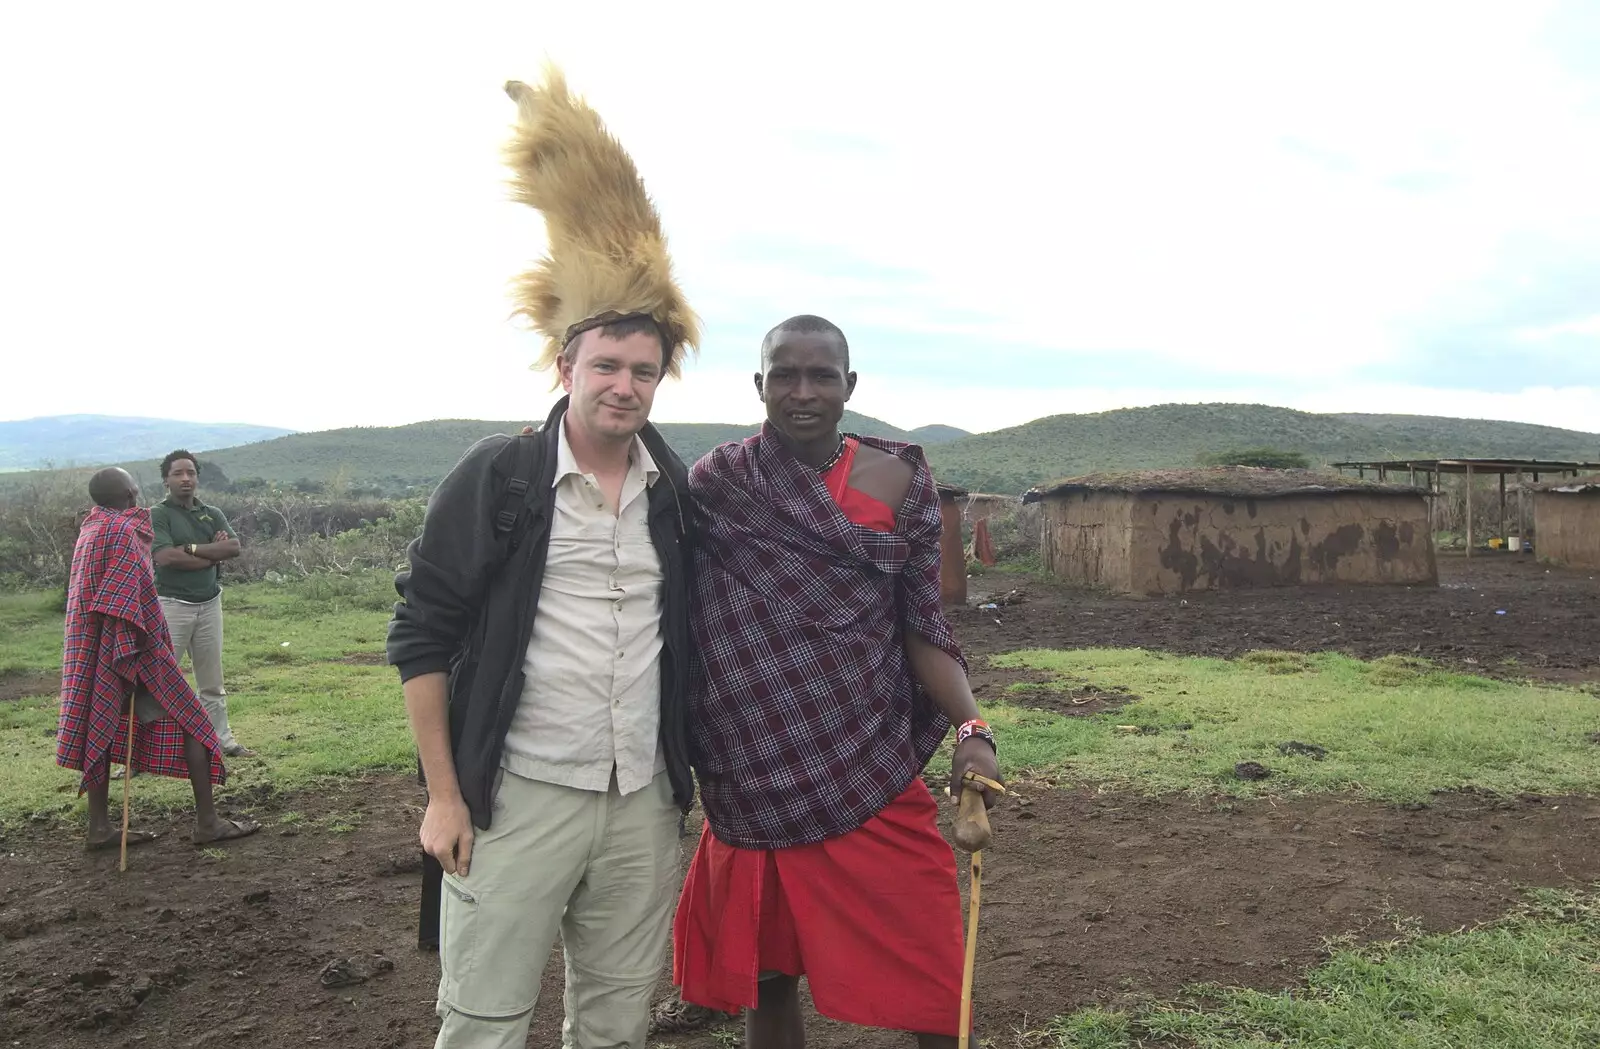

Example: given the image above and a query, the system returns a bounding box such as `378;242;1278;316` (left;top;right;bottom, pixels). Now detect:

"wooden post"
1498;472;1506;546
1518;472;1527;541
1465;463;1475;557
1410;466;1417;487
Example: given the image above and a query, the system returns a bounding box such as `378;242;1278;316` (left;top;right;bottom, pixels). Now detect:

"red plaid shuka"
56;506;225;792
688;424;965;850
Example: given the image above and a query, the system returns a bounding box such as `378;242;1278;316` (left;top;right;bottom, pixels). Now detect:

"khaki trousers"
435;769;680;1049
157;594;234;750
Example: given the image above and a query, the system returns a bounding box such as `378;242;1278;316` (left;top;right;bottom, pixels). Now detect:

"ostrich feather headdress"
502;65;700;378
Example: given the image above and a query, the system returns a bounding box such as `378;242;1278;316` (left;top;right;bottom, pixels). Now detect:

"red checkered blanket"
56;507;225;791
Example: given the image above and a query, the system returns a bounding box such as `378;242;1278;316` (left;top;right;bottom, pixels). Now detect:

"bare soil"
4;552;1598;1048
0;669;60;703
957;551;1600;684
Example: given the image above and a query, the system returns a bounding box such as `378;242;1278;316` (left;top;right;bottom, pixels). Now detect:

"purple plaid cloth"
688;423;965;849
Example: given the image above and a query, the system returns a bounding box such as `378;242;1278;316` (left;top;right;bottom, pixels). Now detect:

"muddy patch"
0;670;61;703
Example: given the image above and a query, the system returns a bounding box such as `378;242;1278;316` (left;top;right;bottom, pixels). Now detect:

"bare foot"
192;817;261;844
87;829;158;851
223;745;257;758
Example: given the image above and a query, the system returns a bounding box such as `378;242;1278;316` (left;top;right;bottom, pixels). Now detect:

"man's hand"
213;531;229;543
949;738;1002;809
419;795;475;877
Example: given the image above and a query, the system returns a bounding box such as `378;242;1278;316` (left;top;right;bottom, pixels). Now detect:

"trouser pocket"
438;872;548;1018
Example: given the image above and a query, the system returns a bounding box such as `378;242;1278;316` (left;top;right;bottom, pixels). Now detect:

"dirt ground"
4;553;1599;1048
958;551;1600;685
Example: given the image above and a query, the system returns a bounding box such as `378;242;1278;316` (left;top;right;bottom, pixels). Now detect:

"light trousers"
157;593;234;749
435;769;681;1049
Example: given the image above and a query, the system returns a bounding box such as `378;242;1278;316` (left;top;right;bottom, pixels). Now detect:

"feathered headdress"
502;65;700;380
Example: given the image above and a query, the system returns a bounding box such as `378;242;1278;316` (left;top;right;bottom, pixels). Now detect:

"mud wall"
1040;490;1437;594
1039;491;1136;590
938;491;967;605
1533;492;1600;569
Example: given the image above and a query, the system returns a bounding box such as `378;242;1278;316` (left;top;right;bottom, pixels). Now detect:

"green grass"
0;572;408;828
0;590;65;676
980;648;1600;802
1033;887;1600;1048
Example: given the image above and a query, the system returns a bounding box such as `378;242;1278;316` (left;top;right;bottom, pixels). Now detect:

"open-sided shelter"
1022;467;1436;595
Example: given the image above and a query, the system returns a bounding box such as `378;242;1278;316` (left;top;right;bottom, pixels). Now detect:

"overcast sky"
2;1;1597;435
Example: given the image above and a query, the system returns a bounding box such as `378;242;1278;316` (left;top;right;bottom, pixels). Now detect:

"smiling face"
755;329;857;446
558;327;664;446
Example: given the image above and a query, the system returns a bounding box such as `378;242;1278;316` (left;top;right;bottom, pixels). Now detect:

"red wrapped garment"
673;779;964;1035
675;436;966;1034
56;506;225;791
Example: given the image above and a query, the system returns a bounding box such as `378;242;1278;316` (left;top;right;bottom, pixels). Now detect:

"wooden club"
952;770;1006;1049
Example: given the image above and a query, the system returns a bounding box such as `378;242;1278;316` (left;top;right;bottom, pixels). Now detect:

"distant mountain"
10;404;1592;499
0;415;293;472
909;424;971;444
48;410;948;492
923;403;1600;495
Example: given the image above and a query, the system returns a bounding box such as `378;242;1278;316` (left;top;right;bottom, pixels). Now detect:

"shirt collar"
552;412;659;489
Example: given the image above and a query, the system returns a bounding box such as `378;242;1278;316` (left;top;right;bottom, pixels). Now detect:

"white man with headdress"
385;65;700;1049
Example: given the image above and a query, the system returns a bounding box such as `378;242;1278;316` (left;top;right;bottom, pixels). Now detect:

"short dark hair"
160;449;199;479
564;314;669;367
761;314;850;370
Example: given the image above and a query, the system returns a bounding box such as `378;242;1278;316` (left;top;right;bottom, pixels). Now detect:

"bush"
1200;448;1312;469
0;471;425;589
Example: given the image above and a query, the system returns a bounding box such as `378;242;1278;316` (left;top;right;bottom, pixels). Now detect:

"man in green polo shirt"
150;449;253;757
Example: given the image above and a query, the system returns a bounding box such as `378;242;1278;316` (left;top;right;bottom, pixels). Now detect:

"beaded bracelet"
956;718;996;752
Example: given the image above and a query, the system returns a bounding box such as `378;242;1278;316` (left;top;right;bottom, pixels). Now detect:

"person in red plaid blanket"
672;316;1002;1047
56;467;259;850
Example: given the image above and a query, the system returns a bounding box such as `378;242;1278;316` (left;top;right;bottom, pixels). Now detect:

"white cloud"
0;0;1595;433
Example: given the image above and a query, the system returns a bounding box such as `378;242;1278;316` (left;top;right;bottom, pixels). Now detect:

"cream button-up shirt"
500;414;667;796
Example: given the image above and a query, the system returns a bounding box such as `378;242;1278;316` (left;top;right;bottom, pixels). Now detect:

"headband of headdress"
502;65;700;381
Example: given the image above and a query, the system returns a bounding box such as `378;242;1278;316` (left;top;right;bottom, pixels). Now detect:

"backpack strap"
493;426;543;559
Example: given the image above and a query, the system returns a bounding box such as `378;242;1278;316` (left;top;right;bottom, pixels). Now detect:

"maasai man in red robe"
56;468;259;849
673;315;1003;1047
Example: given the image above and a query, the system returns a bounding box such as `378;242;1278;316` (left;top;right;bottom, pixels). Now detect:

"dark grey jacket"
385;396;696;831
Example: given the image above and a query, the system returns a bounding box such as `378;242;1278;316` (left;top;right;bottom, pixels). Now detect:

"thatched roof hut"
1022;467;1435;595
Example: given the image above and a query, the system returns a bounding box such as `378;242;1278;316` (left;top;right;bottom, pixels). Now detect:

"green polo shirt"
150;497;235;603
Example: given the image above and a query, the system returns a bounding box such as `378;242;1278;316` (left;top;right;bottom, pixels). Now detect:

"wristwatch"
185;543;197;556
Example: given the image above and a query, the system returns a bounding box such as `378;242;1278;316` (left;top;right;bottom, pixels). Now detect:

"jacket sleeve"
386;434;514;683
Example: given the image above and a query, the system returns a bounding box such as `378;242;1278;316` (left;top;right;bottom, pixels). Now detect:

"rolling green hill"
922;403;1600;494
6;404;1596;499
93;410;947;492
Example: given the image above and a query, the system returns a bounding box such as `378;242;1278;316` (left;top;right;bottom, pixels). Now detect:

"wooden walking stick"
952;771;1006;1049
119;698;137;872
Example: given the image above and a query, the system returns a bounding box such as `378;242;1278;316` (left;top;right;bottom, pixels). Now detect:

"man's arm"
892;450;1003;804
153;547;215;570
200;509;242;561
906;632;1001;805
386;434;525;877
387;434;518;682
405;671;475;876
149;506;213;570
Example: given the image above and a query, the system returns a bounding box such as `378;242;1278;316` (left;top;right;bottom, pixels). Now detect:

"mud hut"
1022;467;1436;595
1531;475;1600;569
935;482;968;605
